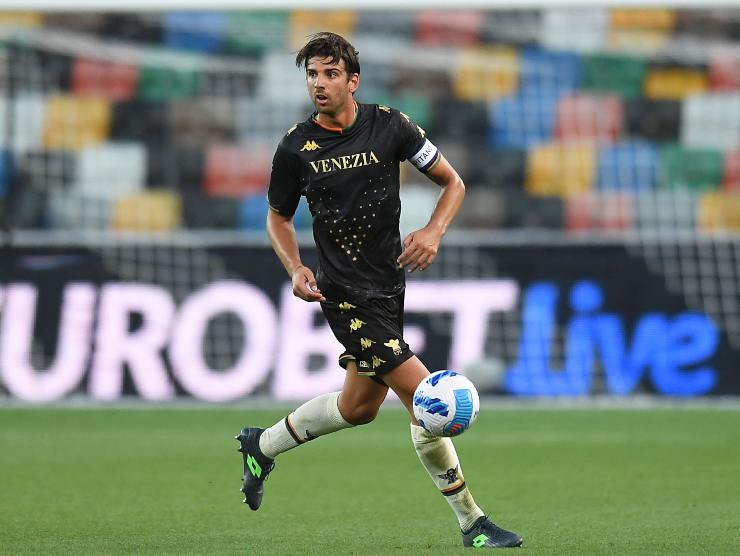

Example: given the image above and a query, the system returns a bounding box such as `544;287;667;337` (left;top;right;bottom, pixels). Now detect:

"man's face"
306;56;358;115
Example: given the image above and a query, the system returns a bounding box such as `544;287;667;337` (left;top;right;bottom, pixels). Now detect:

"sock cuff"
327;391;353;429
410;423;436;444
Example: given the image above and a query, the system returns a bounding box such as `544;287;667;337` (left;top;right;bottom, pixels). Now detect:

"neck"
316;99;357;130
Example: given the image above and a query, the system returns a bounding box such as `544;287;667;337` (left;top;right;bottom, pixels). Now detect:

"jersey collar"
312;101;359;134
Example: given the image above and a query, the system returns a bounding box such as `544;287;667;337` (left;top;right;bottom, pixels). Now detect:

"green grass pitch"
1;406;738;554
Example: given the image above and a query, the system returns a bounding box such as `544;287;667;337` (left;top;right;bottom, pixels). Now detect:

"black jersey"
267;103;441;302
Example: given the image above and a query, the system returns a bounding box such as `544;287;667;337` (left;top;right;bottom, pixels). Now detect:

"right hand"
291;265;326;302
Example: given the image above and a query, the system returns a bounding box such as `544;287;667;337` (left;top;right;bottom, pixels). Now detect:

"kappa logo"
359;360;369;368
360;337;375;350
300;140;321;152
338;302;356;312
384;338;402;356
372;355;386;369
349;318;366;332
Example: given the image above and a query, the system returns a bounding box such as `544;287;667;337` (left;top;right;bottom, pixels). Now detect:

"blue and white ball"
412;370;480;437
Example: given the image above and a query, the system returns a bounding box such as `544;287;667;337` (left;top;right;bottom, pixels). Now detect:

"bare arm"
397;155;466;273
267;209;325;302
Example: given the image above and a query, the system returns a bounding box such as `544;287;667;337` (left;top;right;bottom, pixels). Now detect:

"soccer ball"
412;370;480;437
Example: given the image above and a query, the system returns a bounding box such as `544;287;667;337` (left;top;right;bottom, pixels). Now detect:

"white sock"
411;424;484;531
258;392;353;459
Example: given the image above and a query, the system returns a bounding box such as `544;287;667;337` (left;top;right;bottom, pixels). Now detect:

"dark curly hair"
295;32;360;77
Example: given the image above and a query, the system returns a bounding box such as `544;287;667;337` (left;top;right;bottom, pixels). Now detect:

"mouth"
315;93;328;106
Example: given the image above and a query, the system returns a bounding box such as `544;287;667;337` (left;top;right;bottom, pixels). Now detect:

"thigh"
338;360;389;421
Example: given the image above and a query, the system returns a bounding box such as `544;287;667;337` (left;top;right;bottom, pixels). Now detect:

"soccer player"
236;32;523;549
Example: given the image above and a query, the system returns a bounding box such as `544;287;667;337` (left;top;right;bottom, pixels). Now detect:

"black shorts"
321;293;414;383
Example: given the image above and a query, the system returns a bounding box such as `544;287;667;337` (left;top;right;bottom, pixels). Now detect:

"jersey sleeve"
395;110;441;174
267;139;301;217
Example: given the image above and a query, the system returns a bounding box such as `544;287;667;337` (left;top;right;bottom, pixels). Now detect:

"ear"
349;73;360;94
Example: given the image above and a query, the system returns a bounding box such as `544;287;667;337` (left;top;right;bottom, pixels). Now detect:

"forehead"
306;56;347;72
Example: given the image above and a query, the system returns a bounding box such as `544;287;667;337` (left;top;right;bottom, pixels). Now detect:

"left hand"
397;226;443;273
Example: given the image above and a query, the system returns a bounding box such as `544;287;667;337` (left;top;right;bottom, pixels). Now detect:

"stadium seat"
554;93;623;144
356;11;415;35
73;142;146;199
504;191;565;228
634;190;698;231
223;12;289;55
16;149;75;193
100;14;163;44
146;145;205;191
236;97;305;146
0;12;42;27
488;90;560;149
709;49;740;91
238;193;269;230
519;48;582;95
71;57;139;101
42;13;107;34
136;64;199;101
659;146;723;191
596;141;659;192
465;147;526;190
582;52;646;99
415;10;483;47
182;193;238;229
204;143;272;198
610;8;676;30
453;47;519;102
566;192;633;231
163;12;226;53
0;95;47;151
258;52;312;104
607;9;675;52
675;10;738;40
430;98;489;146
171;98;236;148
43;95;111;149
110;101;168;147
454;187;507;228
45;190;112;229
480;10;541;46
111;190;182;231
399;184;439;234
681;93;740;150
371;93;431;130
526;142;596;197
644;68;708;100
289;11;356;50
723;150;740;192
0;149;10;198
540;8;608;53
698;192;740;231
624;99;681;141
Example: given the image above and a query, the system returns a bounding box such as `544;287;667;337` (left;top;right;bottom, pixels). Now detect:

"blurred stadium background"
0;1;739;403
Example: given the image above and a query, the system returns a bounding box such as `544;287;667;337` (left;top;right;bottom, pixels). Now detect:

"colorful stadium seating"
454;47;519;102
681;93;740;150
582;53;646;98
597;142;659;192
74;142;146;199
416;10;483;47
644;68;708;100
111;190;182;231
163;12;227;53
43;95;111;149
659;146;723;191
526;142;596;197
554;93;623;144
204;143;272;198
71;57;139;101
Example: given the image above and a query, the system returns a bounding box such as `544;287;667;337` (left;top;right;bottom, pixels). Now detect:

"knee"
340;401;381;425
